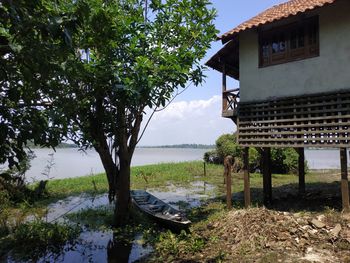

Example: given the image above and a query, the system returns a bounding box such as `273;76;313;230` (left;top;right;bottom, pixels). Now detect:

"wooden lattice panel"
237;90;350;147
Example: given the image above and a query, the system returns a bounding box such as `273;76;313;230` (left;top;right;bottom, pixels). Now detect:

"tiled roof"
219;0;336;43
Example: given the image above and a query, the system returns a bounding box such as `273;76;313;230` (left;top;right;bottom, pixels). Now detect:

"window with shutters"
259;16;319;67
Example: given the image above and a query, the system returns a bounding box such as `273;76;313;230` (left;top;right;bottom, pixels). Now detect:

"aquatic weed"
66;206;114;230
5;220;80;261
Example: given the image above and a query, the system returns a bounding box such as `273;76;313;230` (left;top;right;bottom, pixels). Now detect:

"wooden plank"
239;137;350;142
239;99;350;113
222;65;227;112
239;106;350;120
243;147;250;208
239;114;350;125
262;148;272;205
224;156;233;209
239;122;350;131
297;148;305;195
340;148;350;212
235;90;350;147
222;109;235;118
223;88;240;93
239;143;350;148
239;129;350;136
239;98;342;114
238;89;349;108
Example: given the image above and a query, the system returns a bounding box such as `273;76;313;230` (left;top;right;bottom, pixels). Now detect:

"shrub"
0;151;49;204
203;150;221;164
215;134;241;161
204;133;308;174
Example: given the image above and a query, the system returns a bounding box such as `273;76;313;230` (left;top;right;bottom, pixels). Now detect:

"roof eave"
218;0;336;44
205;38;240;80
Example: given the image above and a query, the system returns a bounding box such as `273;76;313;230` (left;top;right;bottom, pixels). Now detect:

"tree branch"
128;108;143;154
137;106;157;144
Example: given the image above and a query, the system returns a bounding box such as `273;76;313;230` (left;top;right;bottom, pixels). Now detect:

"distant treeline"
26;141;78;149
139;144;215;149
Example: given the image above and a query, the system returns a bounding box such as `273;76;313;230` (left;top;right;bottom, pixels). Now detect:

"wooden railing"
222;88;240;118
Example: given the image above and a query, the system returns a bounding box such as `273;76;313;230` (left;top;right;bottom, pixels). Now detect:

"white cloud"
139;95;236;146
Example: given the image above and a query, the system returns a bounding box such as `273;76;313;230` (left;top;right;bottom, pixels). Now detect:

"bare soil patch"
155;207;350;263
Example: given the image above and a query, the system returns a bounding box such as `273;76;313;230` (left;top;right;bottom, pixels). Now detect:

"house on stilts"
206;0;350;211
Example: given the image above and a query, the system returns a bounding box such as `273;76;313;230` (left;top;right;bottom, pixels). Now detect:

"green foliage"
1;0;218;223
0;0;71;168
205;133;307;174
249;148;260;171
0;191;11;236
49;0;218;150
203;149;220;163
271;148;299;174
0;151;49;204
156;230;206;257
3;221;80;261
151;201;226;261
215;134;241;161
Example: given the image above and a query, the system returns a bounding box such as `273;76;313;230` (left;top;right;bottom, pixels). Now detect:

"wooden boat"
131;190;191;231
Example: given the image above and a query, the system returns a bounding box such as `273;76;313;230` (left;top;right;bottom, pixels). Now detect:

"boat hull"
131;190;191;232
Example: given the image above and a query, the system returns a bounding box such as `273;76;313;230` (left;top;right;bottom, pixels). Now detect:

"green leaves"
0;0;74;166
0;0;218;189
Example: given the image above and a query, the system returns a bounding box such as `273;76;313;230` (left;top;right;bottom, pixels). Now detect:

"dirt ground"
190;207;350;263
150;179;350;263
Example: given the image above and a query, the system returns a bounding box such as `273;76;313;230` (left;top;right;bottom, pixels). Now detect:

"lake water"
13;148;350;181
6;182;216;262
24;148;209;181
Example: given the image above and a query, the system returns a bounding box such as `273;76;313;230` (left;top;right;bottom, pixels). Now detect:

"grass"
28;161;342;208
2;161;346;262
1;161;340;231
36;161;223;205
147;200;227;262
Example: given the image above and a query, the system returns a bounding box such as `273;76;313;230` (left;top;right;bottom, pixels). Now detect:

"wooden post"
203;162;206;177
262;148;272;205
222;64;226;93
340;148;350;212
243;147;250;208
222;65;227;112
226;167;232;209
298;148;305;195
224;156;233;209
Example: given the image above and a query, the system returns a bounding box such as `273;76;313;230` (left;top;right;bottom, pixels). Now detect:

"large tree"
2;0;217;225
0;0;73;168
54;0;217;225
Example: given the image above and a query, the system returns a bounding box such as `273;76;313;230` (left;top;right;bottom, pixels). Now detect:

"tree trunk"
94;143;117;202
114;154;131;226
89;98;118;202
95;142;131;226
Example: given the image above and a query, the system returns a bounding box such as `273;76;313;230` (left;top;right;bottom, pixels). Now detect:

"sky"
138;0;287;146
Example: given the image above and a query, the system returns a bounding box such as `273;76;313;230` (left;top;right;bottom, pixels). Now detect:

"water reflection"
107;237;133;263
107;234;151;263
10;182;215;262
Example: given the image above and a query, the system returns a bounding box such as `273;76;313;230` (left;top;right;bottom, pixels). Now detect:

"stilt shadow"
231;181;349;212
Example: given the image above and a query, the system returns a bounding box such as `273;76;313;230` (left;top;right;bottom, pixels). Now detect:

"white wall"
239;0;350;102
